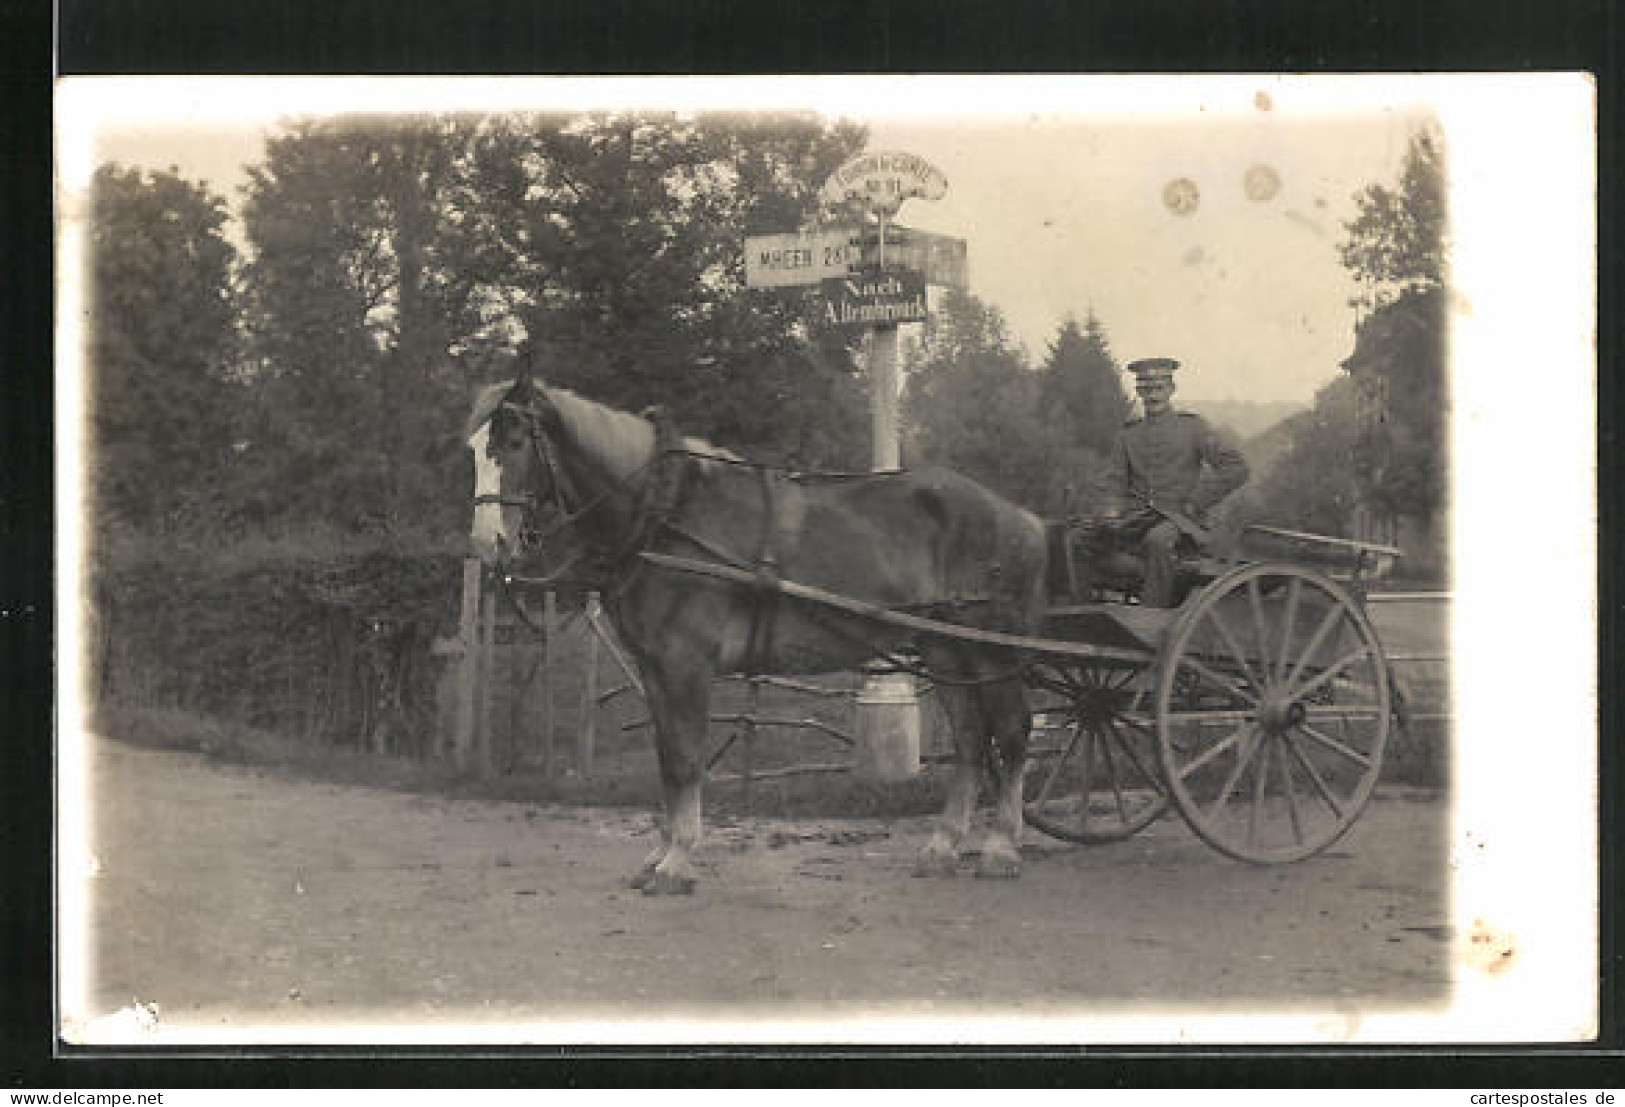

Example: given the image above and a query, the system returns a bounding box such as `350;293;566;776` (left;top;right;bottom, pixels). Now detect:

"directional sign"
743;228;861;288
858;224;969;289
820;269;928;328
821;151;949;216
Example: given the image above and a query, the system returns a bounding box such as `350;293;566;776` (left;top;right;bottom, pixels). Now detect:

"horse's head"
468;366;672;574
468;372;561;567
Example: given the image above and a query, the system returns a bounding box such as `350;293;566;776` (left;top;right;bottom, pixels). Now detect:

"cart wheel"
1155;563;1391;864
1023;660;1169;843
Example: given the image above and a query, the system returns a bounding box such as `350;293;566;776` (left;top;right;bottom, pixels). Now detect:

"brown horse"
468;369;1048;894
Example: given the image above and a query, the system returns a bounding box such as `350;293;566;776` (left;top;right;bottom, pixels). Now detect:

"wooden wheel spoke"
1164;708;1257;724
1246;576;1274;680
1077;725;1096;830
1096;724;1129;821
1303;705;1382;720
1284;603;1345;688
1205;725;1262;821
1247;733;1269;847
1174;724;1245;780
1107;719;1166;796
1204;604;1267;696
1275;577;1302;688
1290;645;1375;704
1277;740;1305;845
1282;731;1345;818
1031;725;1083;808
1297;721;1372;770
1178;655;1260;707
1116;711;1155;736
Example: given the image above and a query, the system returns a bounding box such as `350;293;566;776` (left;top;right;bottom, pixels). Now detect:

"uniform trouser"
1067;511;1186;607
1141;519;1182;608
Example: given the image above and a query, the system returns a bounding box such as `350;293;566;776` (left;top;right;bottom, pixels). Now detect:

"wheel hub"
1258;695;1305;734
1077;686;1134;727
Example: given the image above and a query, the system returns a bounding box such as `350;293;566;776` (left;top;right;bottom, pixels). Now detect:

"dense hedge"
90;537;467;757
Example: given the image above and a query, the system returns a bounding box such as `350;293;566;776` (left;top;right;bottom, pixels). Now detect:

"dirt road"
74;737;1451;1040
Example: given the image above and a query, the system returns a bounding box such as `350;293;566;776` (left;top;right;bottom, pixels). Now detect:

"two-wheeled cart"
644;521;1403;865
1023;522;1402;864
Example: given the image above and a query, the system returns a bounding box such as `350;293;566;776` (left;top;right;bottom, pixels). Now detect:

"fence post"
578;592;600;778
541;589;557;778
476;575;498;779
507;614;533;777
448;558;481;771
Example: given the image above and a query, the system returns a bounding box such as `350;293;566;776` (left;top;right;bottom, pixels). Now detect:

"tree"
1241;375;1361;539
235;111;888;543
1336;123;1450;571
237;114;485;538
87;164;242;535
1339;125;1447;312
1346;286;1450;527
443;111;873;467
901;290;1051;509
1034;312;1131;512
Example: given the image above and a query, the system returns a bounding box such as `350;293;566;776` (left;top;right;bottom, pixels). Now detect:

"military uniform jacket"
1106;409;1249;516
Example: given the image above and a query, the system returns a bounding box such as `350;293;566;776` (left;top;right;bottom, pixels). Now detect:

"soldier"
1098;357;1250;606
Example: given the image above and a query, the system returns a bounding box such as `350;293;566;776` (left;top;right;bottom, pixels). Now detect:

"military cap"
1126;357;1180;382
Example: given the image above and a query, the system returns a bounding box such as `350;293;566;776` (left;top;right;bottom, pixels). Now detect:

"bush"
89;533;465;756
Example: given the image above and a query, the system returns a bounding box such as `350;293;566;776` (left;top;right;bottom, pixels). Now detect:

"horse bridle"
476;397;673;591
474;400;583;567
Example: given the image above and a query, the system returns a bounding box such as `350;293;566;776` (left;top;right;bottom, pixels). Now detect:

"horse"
467;366;1049;895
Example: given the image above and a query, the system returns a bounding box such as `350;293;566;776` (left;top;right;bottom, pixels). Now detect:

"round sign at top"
820;150;949;216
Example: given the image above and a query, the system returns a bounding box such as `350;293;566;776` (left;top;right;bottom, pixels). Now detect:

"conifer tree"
1035;311;1131;513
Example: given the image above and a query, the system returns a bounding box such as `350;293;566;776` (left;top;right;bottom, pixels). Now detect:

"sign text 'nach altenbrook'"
820;269;928;326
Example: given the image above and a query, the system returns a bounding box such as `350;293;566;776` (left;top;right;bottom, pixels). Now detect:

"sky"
871;107;1419;404
65;76;1433;408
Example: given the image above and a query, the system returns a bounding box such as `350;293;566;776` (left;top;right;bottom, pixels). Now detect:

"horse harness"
488;398;1028;686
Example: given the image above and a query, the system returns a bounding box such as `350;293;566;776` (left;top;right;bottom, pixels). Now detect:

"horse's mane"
466;378;740;478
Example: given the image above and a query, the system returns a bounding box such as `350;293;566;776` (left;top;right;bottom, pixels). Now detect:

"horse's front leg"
634;662;711;896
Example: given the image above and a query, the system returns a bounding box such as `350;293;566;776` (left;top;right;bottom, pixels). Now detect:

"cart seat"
1046;520;1222;606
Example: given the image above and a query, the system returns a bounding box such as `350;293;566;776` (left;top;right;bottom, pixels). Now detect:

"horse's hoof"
628;869;655;890
641;869;697;896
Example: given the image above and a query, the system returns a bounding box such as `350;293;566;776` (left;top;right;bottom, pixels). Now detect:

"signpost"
741;223;966;291
856;224;969;290
819;151;949;215
743;227;862;288
825;151;958;781
819;269;928;327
